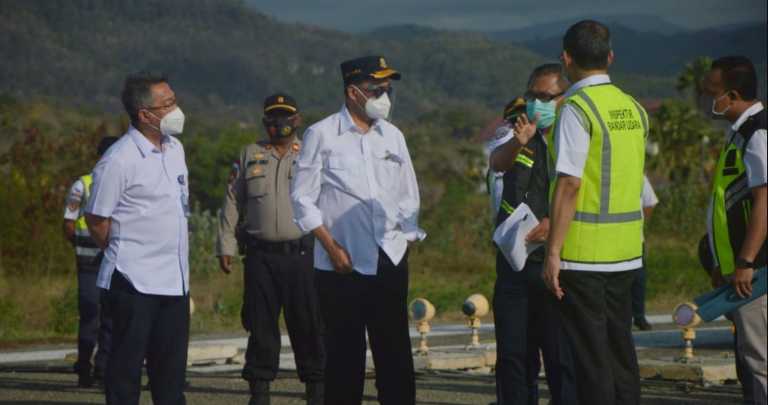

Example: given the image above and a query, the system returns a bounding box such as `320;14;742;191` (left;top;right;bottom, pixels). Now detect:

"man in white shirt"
702;56;767;405
85;72;190;405
632;175;660;331
485;97;525;220
543;21;648;404
62;136;117;388
291;55;425;405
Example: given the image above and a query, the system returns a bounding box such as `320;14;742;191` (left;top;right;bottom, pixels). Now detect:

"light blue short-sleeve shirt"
85;126;190;296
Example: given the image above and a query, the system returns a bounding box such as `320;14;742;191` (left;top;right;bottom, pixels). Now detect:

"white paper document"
492;202;542;271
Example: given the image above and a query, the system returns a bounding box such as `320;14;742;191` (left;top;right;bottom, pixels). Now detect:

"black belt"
246;235;314;255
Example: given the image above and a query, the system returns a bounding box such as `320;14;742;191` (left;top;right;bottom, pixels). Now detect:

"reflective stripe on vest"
74;174;99;260
549;84;647;269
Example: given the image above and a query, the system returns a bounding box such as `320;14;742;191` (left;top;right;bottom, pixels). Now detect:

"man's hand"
526;218;550;243
219;255;233;275
513;113;538;146
329;241;353;274
732;267;754;298
543;253;564;300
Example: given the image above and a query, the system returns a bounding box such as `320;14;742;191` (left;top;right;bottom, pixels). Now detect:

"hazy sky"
246;0;767;32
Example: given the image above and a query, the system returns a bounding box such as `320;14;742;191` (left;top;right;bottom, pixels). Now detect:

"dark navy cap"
263;93;298;115
340;55;401;86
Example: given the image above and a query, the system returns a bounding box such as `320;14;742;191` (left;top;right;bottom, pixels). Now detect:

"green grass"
0;185;715;345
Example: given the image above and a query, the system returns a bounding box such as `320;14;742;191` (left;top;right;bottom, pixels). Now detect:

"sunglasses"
358;83;393;98
263;114;298;127
524;90;564;103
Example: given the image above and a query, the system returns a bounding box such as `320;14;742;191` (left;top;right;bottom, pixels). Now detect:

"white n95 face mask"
365;92;392;120
159;107;185;136
353;85;392;120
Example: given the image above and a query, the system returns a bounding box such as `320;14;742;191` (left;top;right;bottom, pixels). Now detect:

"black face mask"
264;116;298;138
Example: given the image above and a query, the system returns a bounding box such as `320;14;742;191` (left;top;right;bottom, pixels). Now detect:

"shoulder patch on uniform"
291;143;300;152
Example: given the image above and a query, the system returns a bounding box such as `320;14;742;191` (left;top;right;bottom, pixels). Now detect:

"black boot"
249;380;270;405
73;361;93;388
305;381;324;405
634;316;653;331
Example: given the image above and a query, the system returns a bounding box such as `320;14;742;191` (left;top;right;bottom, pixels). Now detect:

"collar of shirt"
731;101;764;133
563;74;611;99
129;125;175;157
338;105;384;137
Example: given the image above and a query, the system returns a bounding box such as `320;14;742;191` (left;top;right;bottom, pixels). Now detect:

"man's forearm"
546;175;581;257
85;214;111;249
312;225;336;253
490;138;524;172
738;186;767;262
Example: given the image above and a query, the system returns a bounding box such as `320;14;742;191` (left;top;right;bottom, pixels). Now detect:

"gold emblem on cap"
380;57;387;68
277;96;284;103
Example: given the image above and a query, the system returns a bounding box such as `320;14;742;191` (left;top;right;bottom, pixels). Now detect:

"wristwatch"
735;257;755;269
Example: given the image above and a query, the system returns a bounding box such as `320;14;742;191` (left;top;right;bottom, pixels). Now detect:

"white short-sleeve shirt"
85;126;190;296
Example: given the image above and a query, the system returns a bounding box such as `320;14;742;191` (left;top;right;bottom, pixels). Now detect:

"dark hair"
97;136;119;156
711;56;758;101
527;63;567;88
121;71;168;125
563;20;611;70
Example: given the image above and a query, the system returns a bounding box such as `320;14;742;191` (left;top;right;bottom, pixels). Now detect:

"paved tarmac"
0;320;746;404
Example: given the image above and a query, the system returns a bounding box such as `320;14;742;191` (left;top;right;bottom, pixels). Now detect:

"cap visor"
370;68;401;80
264;104;298;114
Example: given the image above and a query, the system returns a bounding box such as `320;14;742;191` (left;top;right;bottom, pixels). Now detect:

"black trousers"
630;253;647;319
75;270;112;374
493;255;576;405
316;249;415;405
241;246;324;383
558;269;641;405
105;271;189;405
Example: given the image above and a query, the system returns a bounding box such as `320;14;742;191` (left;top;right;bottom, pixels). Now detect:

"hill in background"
1;0;679;123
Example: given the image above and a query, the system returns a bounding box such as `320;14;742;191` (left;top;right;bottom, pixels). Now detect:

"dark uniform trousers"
105;271;189;405
493;254;576;405
75;262;112;375
558;269;641;405
241;239;325;383
316;249;415;405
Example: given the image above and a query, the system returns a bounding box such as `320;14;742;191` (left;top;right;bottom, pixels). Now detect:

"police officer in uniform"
489;64;575;405
217;94;325;405
63;136;117;387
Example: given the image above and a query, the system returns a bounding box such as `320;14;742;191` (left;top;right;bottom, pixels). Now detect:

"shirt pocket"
372;150;401;191
325;155;363;194
245;166;270;198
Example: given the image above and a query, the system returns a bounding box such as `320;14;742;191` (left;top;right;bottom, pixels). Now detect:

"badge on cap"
253;153;265;160
380;57;387;68
277;96;284;103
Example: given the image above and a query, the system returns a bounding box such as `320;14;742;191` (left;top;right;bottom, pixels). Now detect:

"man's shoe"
634;317;653;331
305;381;324;405
249;380;270;405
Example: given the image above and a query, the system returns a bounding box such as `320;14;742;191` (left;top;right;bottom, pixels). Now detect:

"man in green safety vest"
543;20;647;405
702;55;767;404
63;136;118;387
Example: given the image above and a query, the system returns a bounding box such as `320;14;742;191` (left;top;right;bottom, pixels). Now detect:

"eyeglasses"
144;98;177;111
524;91;564;103
358;83;393;98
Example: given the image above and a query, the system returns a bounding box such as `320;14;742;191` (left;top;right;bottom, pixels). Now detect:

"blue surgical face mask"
526;99;557;129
